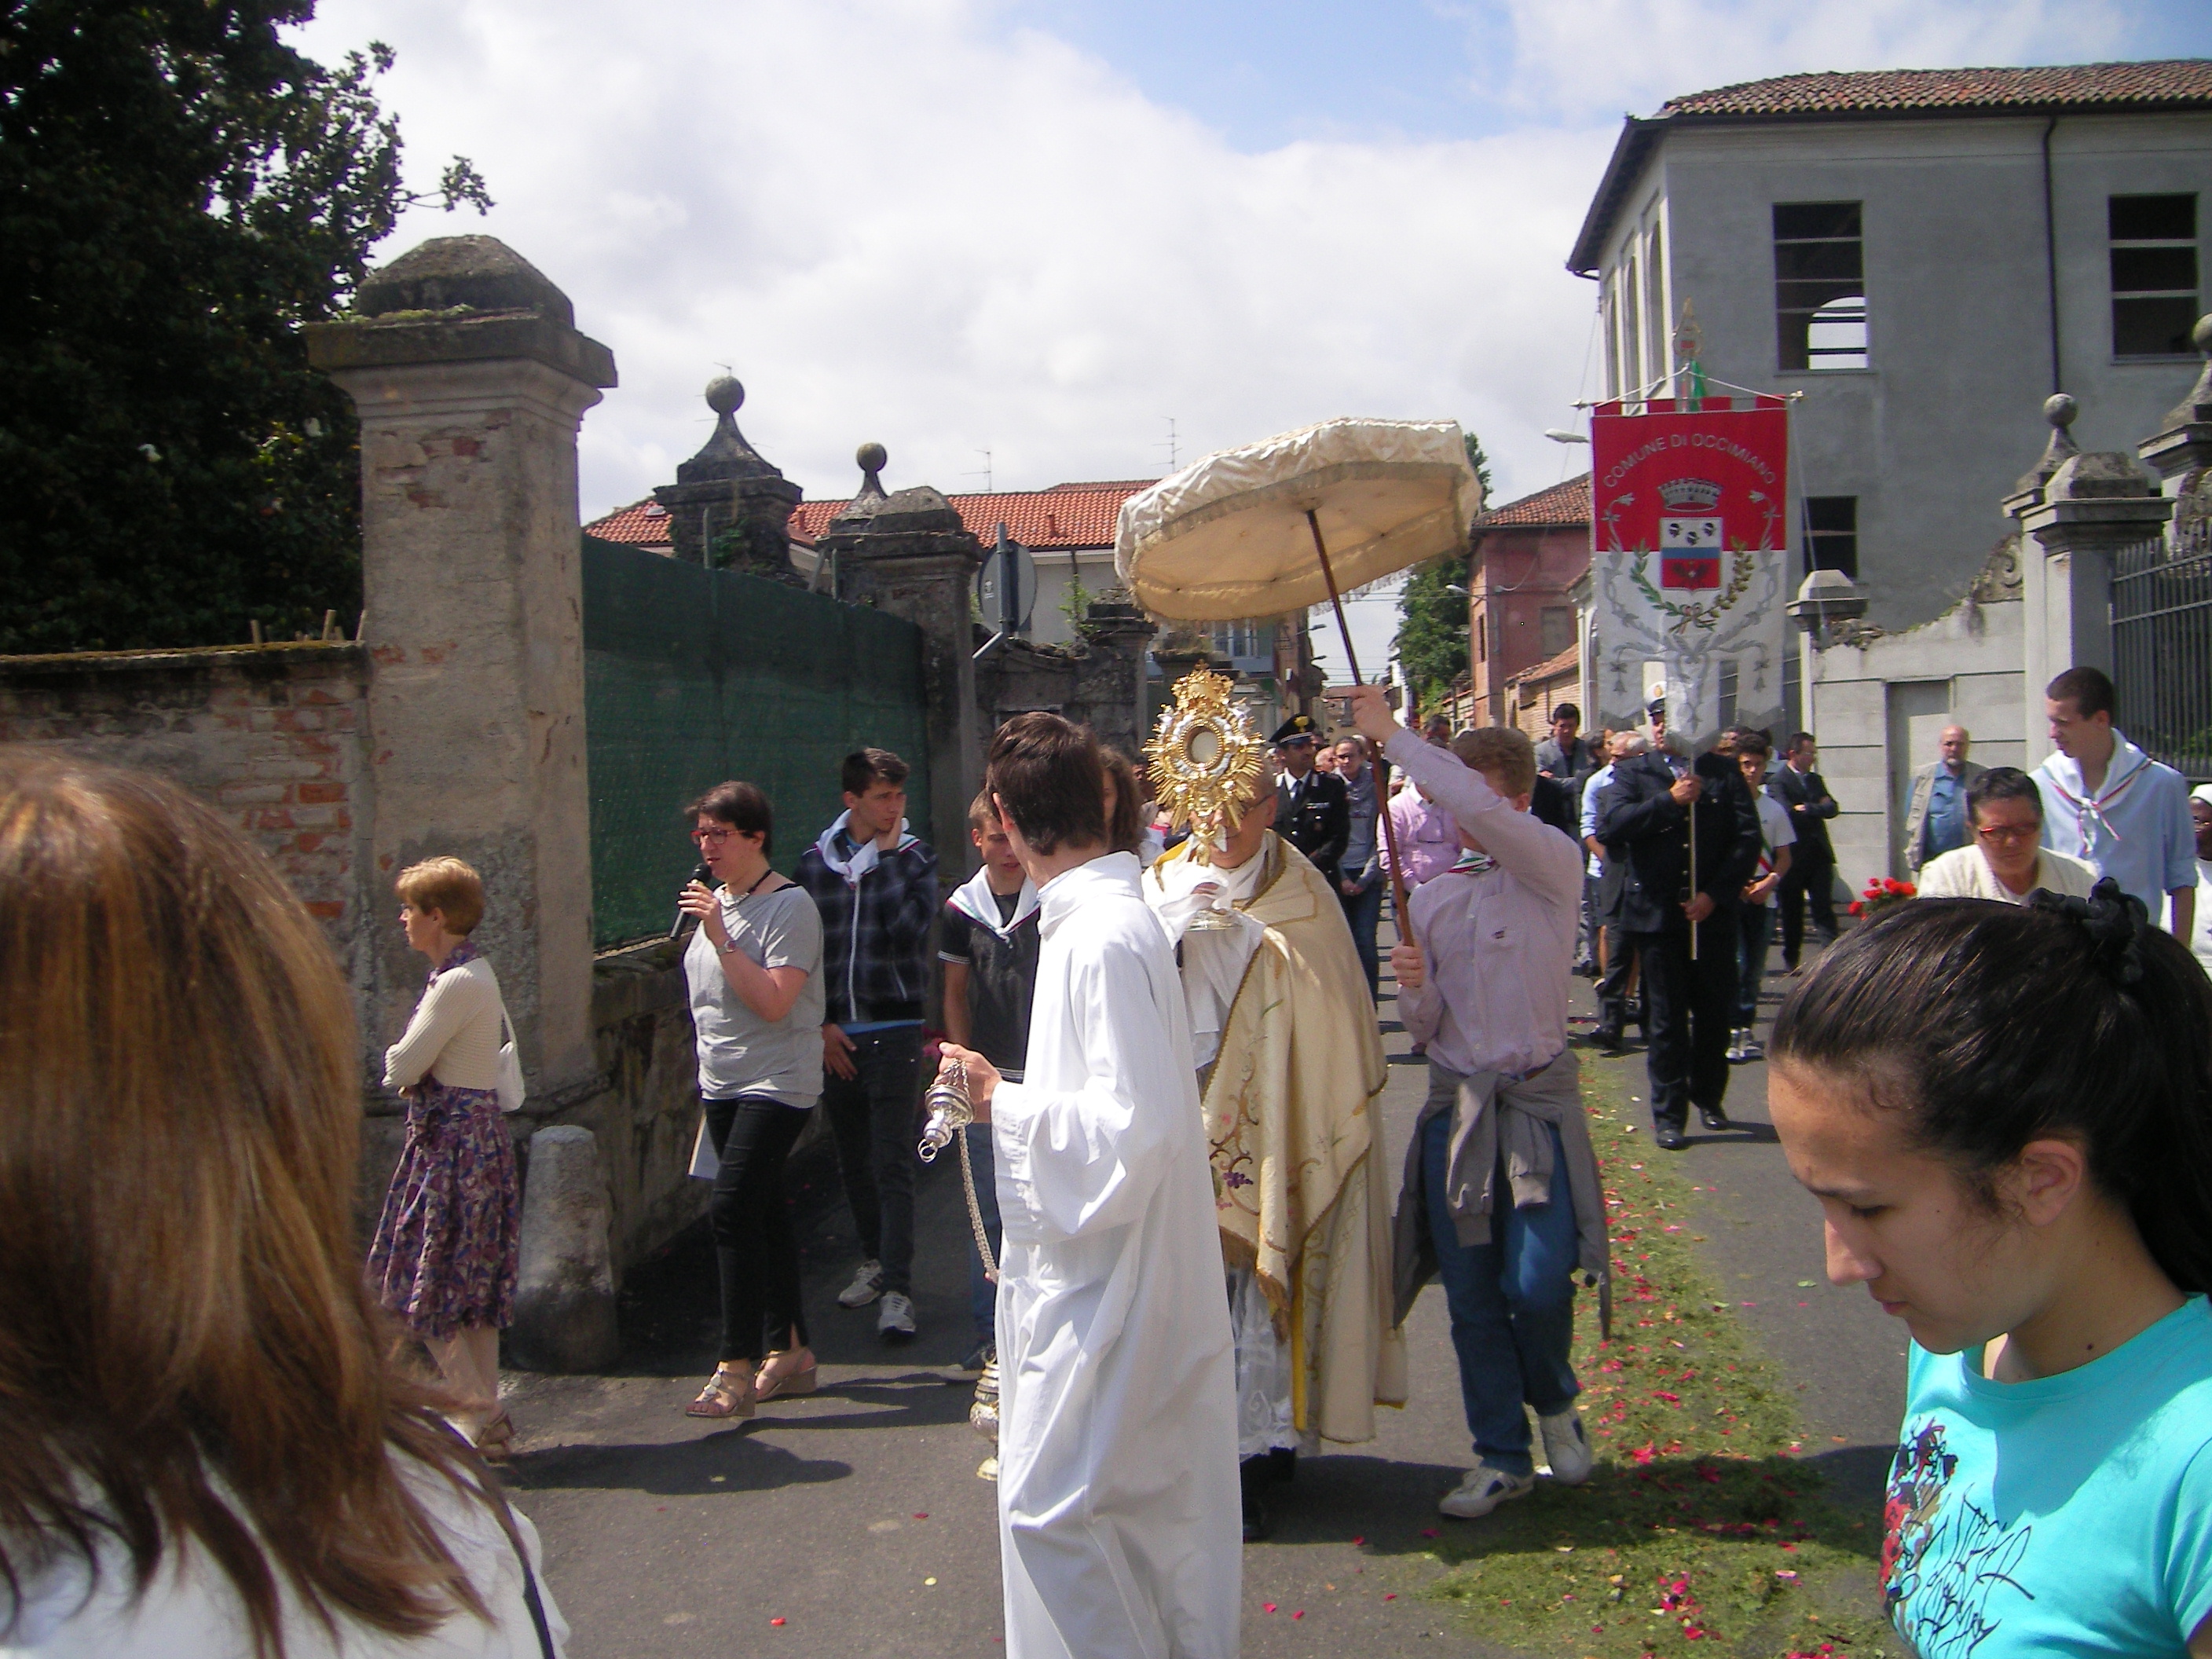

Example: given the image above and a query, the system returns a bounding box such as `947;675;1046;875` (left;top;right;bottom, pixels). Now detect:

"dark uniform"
1596;747;1761;1147
1270;714;1350;876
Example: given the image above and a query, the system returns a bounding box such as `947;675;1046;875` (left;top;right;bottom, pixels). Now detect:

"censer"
917;1056;1003;1474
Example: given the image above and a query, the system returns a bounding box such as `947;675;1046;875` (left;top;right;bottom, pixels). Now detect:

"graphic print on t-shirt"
1884;1419;2034;1657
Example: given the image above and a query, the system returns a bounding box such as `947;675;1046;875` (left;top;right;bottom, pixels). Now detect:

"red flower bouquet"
1848;875;1917;920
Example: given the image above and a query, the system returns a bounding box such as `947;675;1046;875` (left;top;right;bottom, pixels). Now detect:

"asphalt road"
500;935;1905;1656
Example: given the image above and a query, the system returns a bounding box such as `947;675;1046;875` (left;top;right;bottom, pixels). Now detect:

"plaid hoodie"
796;812;940;1026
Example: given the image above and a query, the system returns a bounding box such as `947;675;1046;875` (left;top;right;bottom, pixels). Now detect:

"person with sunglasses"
1915;768;2097;906
675;782;825;1420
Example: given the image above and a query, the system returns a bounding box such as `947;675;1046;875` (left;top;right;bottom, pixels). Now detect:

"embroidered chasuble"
1148;833;1408;1445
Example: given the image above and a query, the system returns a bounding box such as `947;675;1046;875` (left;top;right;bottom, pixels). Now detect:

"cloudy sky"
293;0;2193;550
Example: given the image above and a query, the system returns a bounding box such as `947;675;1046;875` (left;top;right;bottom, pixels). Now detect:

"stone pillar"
651;376;805;579
1150;623;1212;686
814;447;984;863
2137;314;2212;525
2008;397;2173;767
1074;592;1158;759
304;235;617;1096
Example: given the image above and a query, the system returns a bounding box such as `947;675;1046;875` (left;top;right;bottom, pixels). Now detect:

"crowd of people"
2;646;2210;1658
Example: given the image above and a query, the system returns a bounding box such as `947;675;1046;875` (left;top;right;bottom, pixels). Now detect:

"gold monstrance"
1145;667;1269;867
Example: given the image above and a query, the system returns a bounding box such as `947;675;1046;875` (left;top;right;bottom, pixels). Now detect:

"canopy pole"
1306;509;1415;947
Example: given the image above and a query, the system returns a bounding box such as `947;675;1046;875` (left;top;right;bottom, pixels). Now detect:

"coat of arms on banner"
1657;478;1723;590
1588;397;1791;744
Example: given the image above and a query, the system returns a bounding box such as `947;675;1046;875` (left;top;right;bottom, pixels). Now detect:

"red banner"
1589;397;1789;588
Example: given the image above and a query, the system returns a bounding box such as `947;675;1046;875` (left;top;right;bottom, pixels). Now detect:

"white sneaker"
1739;1031;1766;1061
1538;1407;1594;1485
1437;1462;1536;1519
837;1259;883;1309
1724;1030;1748;1062
877;1290;916;1341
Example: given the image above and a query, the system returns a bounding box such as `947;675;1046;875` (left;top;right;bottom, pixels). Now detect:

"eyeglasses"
691;826;738;844
1974;824;2040;844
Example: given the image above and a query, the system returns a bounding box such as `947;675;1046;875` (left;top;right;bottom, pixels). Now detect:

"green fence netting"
583;540;932;947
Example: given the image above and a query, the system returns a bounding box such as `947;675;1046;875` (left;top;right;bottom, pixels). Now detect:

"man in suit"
1534;704;1591;784
1770;732;1839;971
1597;705;1761;1150
1273;714;1350;877
1901;726;1984;875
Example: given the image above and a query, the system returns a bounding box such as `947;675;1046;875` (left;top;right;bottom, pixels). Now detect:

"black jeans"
1339;879;1382;1003
1630;915;1738;1128
704;1094;812;1364
1777;857;1838;968
823;1024;923;1295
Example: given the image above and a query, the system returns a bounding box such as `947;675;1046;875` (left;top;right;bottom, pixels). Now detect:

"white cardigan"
384;958;506;1094
2;1456;566;1657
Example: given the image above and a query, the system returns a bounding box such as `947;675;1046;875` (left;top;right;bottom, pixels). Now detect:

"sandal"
685;1366;757;1419
474;1410;515;1463
754;1350;818;1402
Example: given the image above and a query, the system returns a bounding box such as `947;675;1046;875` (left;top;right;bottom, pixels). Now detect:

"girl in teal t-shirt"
1768;880;2212;1658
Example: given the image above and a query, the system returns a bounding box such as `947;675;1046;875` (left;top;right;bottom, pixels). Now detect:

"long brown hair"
0;753;496;1654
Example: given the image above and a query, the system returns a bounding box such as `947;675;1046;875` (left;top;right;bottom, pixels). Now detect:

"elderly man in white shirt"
1349;685;1608;1525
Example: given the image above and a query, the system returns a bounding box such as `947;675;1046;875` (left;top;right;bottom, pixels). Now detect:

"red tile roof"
588;482;1155;553
1658;60;2212;118
1472;474;1591;531
789;481;1155;549
584;500;676;545
1571;58;2212;274
1507;642;1580;688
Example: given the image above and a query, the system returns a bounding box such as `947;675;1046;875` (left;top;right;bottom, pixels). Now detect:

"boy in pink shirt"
1348;686;1610;1522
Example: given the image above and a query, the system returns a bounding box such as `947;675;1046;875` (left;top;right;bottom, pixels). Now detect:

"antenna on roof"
1158;417;1178;473
965;448;993;493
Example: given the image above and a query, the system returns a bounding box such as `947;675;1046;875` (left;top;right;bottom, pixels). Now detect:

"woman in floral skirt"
370;856;523;1461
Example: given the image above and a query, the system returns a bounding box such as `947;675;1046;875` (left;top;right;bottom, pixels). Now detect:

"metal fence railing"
2111;517;2212;782
582;539;932;947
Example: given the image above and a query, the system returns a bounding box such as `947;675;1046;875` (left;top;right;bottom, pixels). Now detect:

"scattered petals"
769;1617;786;1626
1263;1602;1277;1613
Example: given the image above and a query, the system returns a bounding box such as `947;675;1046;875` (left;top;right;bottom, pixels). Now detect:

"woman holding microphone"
677;782;826;1419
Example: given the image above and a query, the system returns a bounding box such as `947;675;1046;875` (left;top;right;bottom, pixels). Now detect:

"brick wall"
0;643;379;1047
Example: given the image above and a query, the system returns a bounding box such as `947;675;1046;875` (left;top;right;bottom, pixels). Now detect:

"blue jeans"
1735;903;1774;1027
1339;877;1382;1002
964;1122;1003;1349
1422;1106;1580;1477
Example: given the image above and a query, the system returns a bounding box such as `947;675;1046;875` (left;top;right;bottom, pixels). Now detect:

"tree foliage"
0;2;488;652
1393;430;1494;708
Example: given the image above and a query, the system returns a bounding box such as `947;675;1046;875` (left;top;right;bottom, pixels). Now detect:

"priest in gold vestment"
1144;730;1407;1540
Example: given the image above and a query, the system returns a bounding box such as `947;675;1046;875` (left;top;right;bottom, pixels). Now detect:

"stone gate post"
2005;395;2173;767
305;236;617;1097
814;446;984;863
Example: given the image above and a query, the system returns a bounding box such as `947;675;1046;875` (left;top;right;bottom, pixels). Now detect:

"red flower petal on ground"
770;1617;786;1626
1263;1603;1276;1613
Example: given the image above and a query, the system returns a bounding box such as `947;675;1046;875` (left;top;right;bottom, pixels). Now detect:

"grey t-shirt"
684;882;825;1107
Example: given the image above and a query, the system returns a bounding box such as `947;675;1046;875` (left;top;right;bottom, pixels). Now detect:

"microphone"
670;862;712;939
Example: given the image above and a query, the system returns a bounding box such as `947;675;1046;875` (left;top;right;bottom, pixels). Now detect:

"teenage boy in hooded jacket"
797;748;939;1340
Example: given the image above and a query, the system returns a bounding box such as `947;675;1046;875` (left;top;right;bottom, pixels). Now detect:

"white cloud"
1478;0;2137;125
291;0;2154;537
294;0;1610;522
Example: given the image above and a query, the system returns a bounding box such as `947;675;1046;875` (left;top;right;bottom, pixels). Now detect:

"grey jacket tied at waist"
1391;1049;1610;1328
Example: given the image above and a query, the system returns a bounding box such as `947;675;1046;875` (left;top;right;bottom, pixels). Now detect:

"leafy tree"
1393;430;1495;708
0;3;488;652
